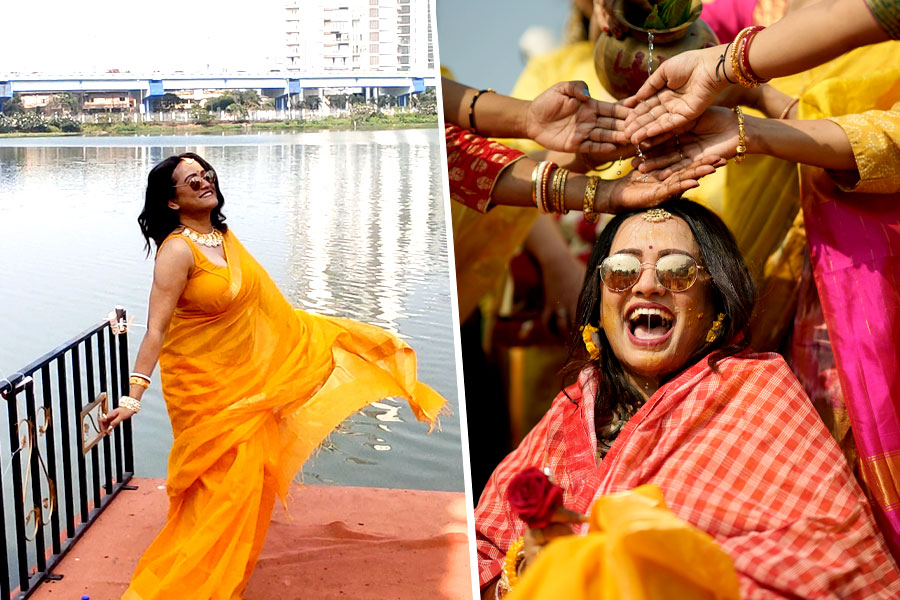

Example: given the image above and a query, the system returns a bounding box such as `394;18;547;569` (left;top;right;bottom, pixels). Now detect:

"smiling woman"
475;199;900;599
102;152;445;600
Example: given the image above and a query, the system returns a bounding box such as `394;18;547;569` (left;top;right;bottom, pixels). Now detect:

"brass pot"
593;0;719;99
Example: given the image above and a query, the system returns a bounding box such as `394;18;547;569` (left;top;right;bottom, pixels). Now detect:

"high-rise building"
284;0;434;74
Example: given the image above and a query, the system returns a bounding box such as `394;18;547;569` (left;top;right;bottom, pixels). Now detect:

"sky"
1;0;569;91
435;0;570;94
0;1;284;74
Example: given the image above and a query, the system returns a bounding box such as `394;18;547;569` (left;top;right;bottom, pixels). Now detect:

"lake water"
0;129;463;493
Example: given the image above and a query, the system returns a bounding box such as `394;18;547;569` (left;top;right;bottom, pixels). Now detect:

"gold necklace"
181;226;224;248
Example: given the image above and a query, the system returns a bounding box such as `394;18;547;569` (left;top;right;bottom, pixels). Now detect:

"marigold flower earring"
706;313;726;343
582;323;601;359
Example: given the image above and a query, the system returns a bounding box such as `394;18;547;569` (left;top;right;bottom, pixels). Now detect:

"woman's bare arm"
100;238;192;432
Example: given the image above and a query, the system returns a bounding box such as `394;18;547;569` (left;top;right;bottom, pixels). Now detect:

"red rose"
506;467;564;529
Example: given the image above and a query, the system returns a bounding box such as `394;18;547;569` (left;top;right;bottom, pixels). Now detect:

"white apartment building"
284;0;434;74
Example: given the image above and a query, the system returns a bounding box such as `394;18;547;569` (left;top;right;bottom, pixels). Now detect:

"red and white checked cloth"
476;352;900;598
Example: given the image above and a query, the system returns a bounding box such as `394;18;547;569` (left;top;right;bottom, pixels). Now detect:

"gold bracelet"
583;176;600;223
129;375;150;389
732;106;747;164
557;168;570;215
119;395;141;414
531;162;541;208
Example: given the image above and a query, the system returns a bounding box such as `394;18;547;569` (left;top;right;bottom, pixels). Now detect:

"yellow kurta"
123;230;444;599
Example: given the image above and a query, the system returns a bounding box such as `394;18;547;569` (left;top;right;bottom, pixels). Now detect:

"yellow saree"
123;230;444;599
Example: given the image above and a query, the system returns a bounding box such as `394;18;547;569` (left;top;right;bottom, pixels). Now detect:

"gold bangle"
583;176;600;223
531;162;541;208
129;375;150;389
732;106;747;164
119;395;141;414
779;97;799;120
557;168;570;214
729;28;758;88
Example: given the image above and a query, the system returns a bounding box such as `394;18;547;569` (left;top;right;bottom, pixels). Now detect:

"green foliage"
47;93;80;115
2;93;24;115
643;0;692;29
191;105;213;124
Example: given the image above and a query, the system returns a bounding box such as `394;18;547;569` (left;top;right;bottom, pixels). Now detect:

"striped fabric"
475;352;900;598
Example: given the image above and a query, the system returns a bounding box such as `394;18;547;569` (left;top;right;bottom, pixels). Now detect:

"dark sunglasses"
174;169;217;191
599;253;706;292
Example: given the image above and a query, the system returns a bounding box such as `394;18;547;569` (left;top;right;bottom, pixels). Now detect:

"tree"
46;93;80;115
2;93;24;115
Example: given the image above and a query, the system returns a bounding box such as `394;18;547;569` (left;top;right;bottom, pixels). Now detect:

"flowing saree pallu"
794;49;900;559
508;485;740;600
476;354;900;598
124;231;444;600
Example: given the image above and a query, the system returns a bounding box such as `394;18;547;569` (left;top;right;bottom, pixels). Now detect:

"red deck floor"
30;478;473;599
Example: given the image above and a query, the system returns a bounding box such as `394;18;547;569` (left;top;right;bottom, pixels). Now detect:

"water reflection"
0;130;461;492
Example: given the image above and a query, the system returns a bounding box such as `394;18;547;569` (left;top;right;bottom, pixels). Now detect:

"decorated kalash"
472;0;900;596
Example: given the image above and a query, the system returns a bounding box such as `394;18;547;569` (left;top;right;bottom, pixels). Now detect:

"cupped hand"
622;46;727;145
527;81;629;155
635;107;737;173
605;155;721;212
99;406;137;434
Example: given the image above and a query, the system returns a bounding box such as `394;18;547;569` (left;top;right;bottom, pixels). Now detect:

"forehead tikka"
643;208;672;223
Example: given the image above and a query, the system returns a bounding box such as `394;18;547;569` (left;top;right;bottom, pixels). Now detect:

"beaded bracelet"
468;88;495;135
733;106;747;163
583;176;600;223
119;395;141;414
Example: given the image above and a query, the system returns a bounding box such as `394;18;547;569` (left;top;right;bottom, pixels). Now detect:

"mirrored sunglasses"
599;253;705;292
174;169;217;191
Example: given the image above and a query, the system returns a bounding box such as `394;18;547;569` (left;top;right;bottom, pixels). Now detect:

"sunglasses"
599;253;706;292
174;169;217;191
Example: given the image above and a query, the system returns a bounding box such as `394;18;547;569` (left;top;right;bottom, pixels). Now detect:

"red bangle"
740;26;769;85
541;163;556;213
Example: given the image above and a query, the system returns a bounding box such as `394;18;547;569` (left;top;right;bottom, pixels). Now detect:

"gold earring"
706;313;726;343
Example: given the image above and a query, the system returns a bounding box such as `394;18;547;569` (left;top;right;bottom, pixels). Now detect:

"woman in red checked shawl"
476;198;900;599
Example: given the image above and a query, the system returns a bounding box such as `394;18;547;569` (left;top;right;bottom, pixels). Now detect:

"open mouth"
200;190;215;198
626;305;675;346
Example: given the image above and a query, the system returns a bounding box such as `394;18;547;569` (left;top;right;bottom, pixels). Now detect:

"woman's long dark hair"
137;152;228;255
564;198;756;421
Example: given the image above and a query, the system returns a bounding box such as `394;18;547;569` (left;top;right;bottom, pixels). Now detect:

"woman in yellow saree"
99;152;444;599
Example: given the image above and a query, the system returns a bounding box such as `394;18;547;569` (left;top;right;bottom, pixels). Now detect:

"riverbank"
0;113;438;138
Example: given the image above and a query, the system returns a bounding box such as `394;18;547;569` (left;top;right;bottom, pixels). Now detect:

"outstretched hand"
635;107;736;173
527;81;629;155
605;155;721;212
623;46;727;145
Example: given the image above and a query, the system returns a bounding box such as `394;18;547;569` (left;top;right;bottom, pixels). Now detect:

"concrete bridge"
0;71;436;111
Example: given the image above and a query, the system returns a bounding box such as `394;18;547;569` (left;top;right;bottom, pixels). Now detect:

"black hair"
137;152;228;255
564;198;756;424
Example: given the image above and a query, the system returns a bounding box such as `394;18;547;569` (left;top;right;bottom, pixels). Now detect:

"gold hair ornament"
643;208;672;223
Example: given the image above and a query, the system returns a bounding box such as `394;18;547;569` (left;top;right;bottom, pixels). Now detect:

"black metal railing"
1;307;134;599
